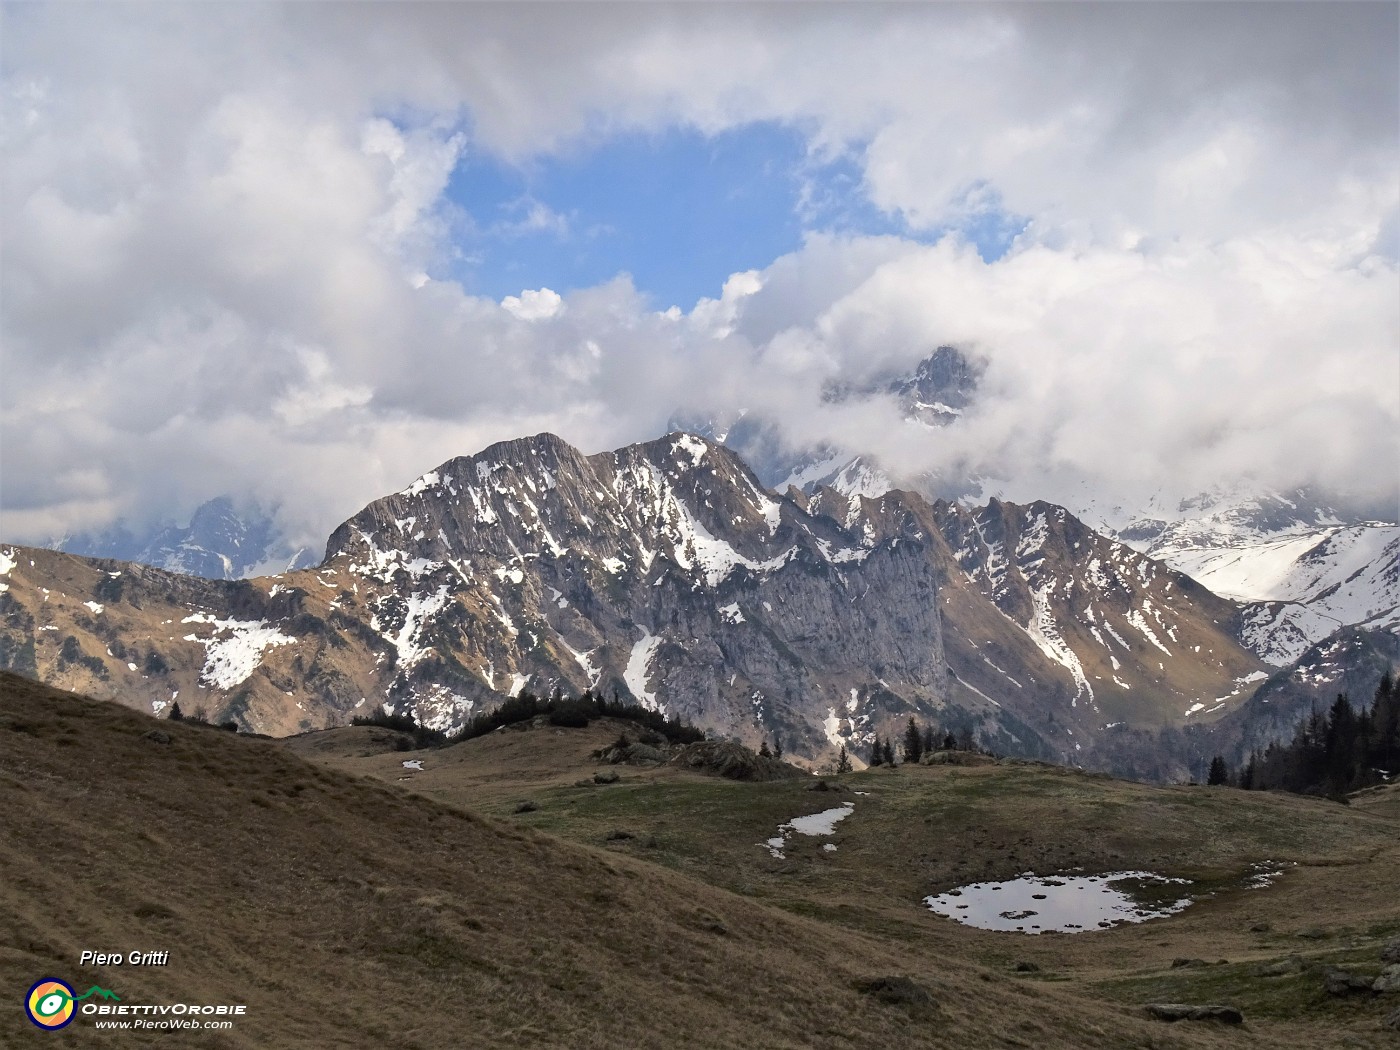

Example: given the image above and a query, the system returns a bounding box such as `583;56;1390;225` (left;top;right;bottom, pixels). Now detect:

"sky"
1;2;1397;554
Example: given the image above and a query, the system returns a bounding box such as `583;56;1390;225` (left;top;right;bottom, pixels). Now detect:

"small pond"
923;871;1193;933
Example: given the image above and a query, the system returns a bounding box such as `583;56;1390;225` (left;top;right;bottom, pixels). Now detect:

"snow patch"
762;802;855;858
624;628;663;712
180;615;296;690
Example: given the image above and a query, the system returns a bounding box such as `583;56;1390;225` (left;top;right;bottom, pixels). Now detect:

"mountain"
1211;626;1400;764
695;351;1399;670
56;496;314;580
1;432;1286;778
1104;489;1400;666
682;345;981;499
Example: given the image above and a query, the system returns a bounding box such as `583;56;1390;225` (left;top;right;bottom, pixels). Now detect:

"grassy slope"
0;673;1267;1050
300;717;1400;1048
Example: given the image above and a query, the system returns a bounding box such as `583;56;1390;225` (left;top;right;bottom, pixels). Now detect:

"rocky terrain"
0;430;1319;778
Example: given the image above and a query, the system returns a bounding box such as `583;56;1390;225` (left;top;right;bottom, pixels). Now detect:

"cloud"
1;3;1395;550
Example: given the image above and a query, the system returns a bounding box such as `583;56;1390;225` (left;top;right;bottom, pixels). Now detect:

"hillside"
0;671;1312;1049
292;708;1400;1048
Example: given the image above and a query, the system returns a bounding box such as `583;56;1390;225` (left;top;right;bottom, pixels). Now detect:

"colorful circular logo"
26;979;76;1030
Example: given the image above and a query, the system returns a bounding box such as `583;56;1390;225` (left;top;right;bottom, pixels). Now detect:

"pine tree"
836;746;852;774
1239;751;1258;790
903;717;924;764
773;733;784;760
1324;693;1359;792
881;738;896;766
1372;672;1397;772
1206;755;1230;786
869;737;884;767
942;730;957;751
758;739;773;759
168;701;183;721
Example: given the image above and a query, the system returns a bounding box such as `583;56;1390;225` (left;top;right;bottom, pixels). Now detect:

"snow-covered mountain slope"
1097;489;1400;664
692;349;1398;668
1;432;1270;775
922;498;1265;736
57;497;314;581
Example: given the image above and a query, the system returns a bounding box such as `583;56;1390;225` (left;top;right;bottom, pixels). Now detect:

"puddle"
761;803;854;859
924;871;1193;933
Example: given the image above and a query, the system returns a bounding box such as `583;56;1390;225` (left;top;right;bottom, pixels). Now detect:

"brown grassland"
3;673;1398;1048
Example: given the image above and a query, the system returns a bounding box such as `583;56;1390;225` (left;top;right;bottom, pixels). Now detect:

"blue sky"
444;121;1026;309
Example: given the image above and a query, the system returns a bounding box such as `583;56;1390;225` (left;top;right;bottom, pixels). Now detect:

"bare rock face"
0;430;1282;773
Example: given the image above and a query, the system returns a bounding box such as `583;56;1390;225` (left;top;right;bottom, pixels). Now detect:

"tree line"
1208;672;1398;797
352;687;706;749
868;716;984;768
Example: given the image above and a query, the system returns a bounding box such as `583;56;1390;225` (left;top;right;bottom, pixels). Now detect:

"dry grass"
298;717;1400;1049
0;672;1285;1049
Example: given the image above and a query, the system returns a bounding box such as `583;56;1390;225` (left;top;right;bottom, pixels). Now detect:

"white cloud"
1;4;1395;549
501;287;564;322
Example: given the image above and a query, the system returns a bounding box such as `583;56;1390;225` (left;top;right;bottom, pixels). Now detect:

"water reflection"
923;871;1192;933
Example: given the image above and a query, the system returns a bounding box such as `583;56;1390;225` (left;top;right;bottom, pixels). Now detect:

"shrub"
548;702;592;728
350;708;446;749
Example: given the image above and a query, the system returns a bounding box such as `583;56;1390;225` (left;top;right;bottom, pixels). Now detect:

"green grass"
1095;947;1390;1025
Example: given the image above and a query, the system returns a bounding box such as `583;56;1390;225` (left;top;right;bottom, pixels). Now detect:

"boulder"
1374;964;1400;994
1382;937;1400;964
1252;956;1304;978
1324;968;1375;996
670;740;805;782
593;770;620;785
142;729;172;745
624;743;668;764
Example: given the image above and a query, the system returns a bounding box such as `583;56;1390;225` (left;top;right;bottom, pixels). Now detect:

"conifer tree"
1239;752;1257;790
869;737;884;767
881;738;896;766
836;746;852;774
1206;755;1230;786
759;739;773;759
903;717;924;763
168;701;183;721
